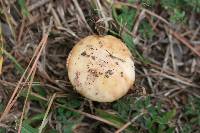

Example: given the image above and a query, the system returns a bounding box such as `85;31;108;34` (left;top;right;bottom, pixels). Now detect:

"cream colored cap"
67;35;135;102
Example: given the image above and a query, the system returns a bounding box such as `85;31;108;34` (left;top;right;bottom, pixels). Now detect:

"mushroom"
67;35;135;102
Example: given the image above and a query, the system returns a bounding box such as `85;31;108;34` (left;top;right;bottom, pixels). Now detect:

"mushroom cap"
67;35;135;102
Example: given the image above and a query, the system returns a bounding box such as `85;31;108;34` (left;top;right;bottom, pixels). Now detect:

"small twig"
17;19;25;45
0;79;64;91
169;86;200;99
191;25;200;41
115;113;143;133
135;60;195;84
18;66;37;133
38;93;57;133
0;0;17;38
96;0;109;33
145;14;160;33
0;123;9;128
168;31;177;72
0;24;4;75
106;50;125;62
56;26;79;39
142;68;154;92
151;69;200;88
132;10;145;36
169;29;200;57
164;88;181;97
152;45;170;90
72;0;93;33
51;7;62;27
28;0;51;12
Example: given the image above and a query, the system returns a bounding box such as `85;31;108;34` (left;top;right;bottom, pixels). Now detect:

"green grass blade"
3;49;24;74
95;109;137;133
21;123;38;133
18;0;29;17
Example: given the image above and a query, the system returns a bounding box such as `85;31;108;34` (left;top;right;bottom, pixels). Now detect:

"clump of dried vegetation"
0;0;199;132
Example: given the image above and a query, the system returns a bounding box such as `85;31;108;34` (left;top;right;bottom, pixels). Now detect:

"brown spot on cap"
120;72;123;77
91;56;95;60
81;51;87;56
106;70;114;75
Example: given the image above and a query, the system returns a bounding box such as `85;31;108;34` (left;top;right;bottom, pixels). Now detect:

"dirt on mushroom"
67;35;135;102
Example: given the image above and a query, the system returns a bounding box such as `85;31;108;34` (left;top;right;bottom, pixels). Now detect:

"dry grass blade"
143;68;154;92
72;0;93;33
135;60;196;85
0;0;16;38
114;1;200;57
169;29;200;57
29;92;118;128
151;69;200;88
17;67;37;133
28;0;51;11
70;109;118;128
96;0;109;33
0;24;4;75
38;93;57;133
0;34;48;122
115;113;144;133
132;10;145;36
17;19;25;45
56;26;79;39
114;2;170;26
